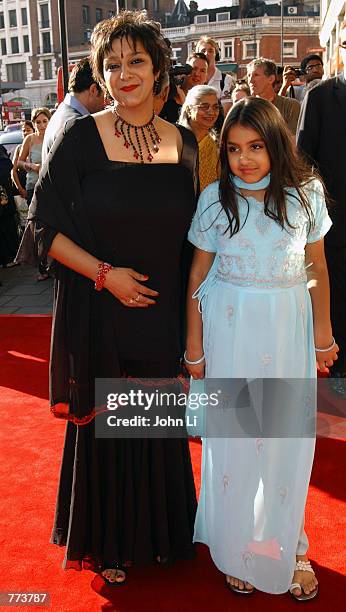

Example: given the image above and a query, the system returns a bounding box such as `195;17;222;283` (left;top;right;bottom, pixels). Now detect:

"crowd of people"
1;8;345;603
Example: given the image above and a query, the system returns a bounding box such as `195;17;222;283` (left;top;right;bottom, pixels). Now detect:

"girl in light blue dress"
185;98;338;600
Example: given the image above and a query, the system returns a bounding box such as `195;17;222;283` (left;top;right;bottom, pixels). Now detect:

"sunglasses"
305;63;323;72
194;103;220;113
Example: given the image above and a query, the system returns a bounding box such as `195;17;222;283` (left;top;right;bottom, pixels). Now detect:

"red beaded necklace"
112;107;161;163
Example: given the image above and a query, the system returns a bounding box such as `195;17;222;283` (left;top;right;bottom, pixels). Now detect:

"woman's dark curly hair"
90;10;171;94
218;96;317;237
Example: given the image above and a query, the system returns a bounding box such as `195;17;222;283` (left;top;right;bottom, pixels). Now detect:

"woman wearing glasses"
179;85;220;192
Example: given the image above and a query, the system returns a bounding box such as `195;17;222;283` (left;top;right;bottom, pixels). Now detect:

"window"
194;15;209;24
1;38;6;55
0;12;4;29
222;40;234;60
96;8;103;22
7;62;27;82
21;7;27;26
42;32;51;53
82;5;90;25
172;47;182;62
45;92;58;107
40;4;50;28
11;36;19;54
43;59;52;80
9;9;17;27
216;12;230;22
153;0;160;10
283;40;297;58
84;29;92;43
243;41;260;59
23;35;29;53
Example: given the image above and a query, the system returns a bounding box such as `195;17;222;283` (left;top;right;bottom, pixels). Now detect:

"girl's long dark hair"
218;97;316;237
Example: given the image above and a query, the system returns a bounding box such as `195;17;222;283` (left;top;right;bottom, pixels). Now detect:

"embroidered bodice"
188;179;331;290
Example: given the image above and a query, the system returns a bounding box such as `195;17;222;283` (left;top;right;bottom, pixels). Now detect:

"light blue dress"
188;179;331;594
26;143;42;191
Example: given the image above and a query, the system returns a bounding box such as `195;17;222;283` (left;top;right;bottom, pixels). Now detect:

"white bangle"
315;336;336;352
184;350;205;365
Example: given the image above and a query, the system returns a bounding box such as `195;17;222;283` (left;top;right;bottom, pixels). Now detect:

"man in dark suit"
297;21;346;393
42;58;104;162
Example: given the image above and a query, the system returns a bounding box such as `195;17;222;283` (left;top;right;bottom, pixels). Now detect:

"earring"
153;80;160;96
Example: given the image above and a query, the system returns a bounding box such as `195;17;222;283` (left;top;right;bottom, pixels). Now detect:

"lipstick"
121;85;138;92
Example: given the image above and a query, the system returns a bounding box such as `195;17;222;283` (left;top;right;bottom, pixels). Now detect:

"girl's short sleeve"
188;182;220;253
306;179;332;243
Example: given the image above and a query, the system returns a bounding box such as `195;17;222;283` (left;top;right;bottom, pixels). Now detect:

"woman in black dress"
27;11;198;583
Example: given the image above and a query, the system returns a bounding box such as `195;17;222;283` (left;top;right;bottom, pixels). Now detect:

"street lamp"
280;0;284;66
58;0;69;97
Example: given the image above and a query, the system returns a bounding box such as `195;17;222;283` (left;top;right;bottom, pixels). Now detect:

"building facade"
162;1;321;77
0;1;323;119
319;0;346;75
118;1;175;26
0;0;117;117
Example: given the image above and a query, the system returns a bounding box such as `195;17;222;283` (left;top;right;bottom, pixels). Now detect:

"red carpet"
0;315;345;611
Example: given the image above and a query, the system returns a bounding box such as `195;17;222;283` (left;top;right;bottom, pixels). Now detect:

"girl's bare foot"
225;575;254;593
290;555;318;600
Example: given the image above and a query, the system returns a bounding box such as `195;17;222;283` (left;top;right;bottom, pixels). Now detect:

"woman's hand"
24;161;40;173
175;86;186;105
104;267;158;308
19;187;27;199
315;338;339;373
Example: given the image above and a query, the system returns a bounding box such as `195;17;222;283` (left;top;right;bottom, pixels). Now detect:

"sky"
176;1;235;9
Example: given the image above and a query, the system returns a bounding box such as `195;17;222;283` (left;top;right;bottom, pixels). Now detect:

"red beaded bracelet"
95;262;113;291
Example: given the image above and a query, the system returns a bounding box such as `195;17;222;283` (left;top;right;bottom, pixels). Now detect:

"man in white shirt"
195;36;234;98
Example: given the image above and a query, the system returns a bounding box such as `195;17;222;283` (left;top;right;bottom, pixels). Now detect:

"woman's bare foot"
290;555;318;599
102;567;126;584
226;575;254;593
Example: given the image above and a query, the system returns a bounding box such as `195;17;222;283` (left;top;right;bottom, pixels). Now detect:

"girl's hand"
104;267;158;308
19;187;27;199
184;350;205;379
315;340;339;373
185;362;205;379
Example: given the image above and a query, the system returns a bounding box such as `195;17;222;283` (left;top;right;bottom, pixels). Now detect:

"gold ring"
128;298;134;304
135;294;141;302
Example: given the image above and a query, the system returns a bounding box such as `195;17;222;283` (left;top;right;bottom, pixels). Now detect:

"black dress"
31;116;198;570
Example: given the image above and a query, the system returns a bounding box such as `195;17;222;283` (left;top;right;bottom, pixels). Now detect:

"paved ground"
0;263;53;314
